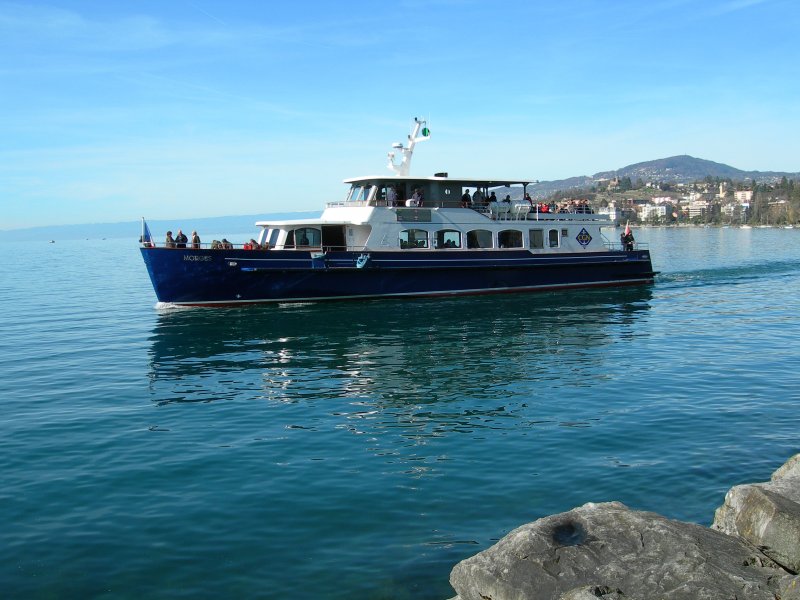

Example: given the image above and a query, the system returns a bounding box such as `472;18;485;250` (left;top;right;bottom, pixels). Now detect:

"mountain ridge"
4;156;799;239
0;212;320;242
530;154;800;196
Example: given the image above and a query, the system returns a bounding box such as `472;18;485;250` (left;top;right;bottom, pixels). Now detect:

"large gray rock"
449;501;791;600
712;453;800;572
560;586;628;599
782;576;800;600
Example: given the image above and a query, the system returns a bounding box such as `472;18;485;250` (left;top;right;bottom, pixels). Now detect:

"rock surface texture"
449;454;800;600
713;454;800;573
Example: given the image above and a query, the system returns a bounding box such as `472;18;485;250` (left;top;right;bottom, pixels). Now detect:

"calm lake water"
2;226;799;599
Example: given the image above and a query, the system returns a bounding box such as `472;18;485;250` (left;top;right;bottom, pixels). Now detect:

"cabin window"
436;229;461;249
400;229;429;249
467;229;492;249
498;230;523;248
561;228;569;237
347;185;371;204
548;229;560;248
287;227;321;248
259;228;280;248
529;229;544;249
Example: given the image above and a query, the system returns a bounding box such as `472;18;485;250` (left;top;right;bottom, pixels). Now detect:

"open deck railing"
142;242;273;250
143;240;647;253
323;201;611;222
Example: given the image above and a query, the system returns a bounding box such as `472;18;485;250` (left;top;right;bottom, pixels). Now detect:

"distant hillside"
529;155;800;197
593;155;799;183
0;212;320;243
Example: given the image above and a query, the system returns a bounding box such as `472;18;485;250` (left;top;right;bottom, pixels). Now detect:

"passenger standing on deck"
191;231;201;249
622;229;635;251
387;185;397;207
175;229;188;248
165;231;175;248
473;188;485;208
461;189;472;207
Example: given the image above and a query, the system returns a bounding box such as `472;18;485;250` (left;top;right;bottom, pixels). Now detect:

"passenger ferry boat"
140;119;656;306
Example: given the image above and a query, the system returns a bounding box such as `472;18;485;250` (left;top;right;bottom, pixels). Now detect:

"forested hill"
530;155;800;196
593;155;799;183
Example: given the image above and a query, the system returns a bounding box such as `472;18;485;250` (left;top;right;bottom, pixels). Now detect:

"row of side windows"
401;228;563;249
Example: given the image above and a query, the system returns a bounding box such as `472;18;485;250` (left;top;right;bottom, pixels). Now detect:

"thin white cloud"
0;2;390;56
0;3;174;51
712;0;772;14
186;2;228;26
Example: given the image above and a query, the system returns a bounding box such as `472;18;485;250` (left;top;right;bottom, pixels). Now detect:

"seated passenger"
407;188;423;207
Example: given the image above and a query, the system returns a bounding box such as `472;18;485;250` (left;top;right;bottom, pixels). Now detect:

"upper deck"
333;175;535;210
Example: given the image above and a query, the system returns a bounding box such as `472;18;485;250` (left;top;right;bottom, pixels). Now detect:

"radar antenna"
387;117;430;176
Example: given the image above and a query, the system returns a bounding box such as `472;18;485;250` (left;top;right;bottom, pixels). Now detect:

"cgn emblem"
576;228;592;247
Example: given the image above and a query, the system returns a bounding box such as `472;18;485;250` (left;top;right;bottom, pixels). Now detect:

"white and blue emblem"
576;228;592;247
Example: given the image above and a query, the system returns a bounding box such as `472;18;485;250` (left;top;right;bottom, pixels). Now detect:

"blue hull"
140;248;657;305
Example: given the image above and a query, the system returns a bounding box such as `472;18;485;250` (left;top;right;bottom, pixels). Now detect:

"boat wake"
657;259;799;290
155;301;195;312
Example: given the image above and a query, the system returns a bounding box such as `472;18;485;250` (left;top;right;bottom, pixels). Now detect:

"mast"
387;117;430;176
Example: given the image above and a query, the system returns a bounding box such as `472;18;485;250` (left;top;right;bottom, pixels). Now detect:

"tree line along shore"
545;176;800;227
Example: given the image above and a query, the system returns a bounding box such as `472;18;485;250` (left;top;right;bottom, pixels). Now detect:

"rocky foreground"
449;454;800;600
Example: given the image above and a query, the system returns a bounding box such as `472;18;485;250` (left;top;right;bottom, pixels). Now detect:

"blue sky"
2;0;798;229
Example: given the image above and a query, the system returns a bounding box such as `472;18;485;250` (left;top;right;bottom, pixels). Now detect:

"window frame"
529;228;544;249
435;229;462;249
466;229;493;249
399;228;429;249
292;227;322;248
498;229;523;249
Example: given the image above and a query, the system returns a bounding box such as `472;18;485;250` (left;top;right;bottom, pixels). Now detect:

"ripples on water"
1;228;799;599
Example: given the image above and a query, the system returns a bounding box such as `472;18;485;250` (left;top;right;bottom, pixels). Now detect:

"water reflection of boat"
147;286;653;407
